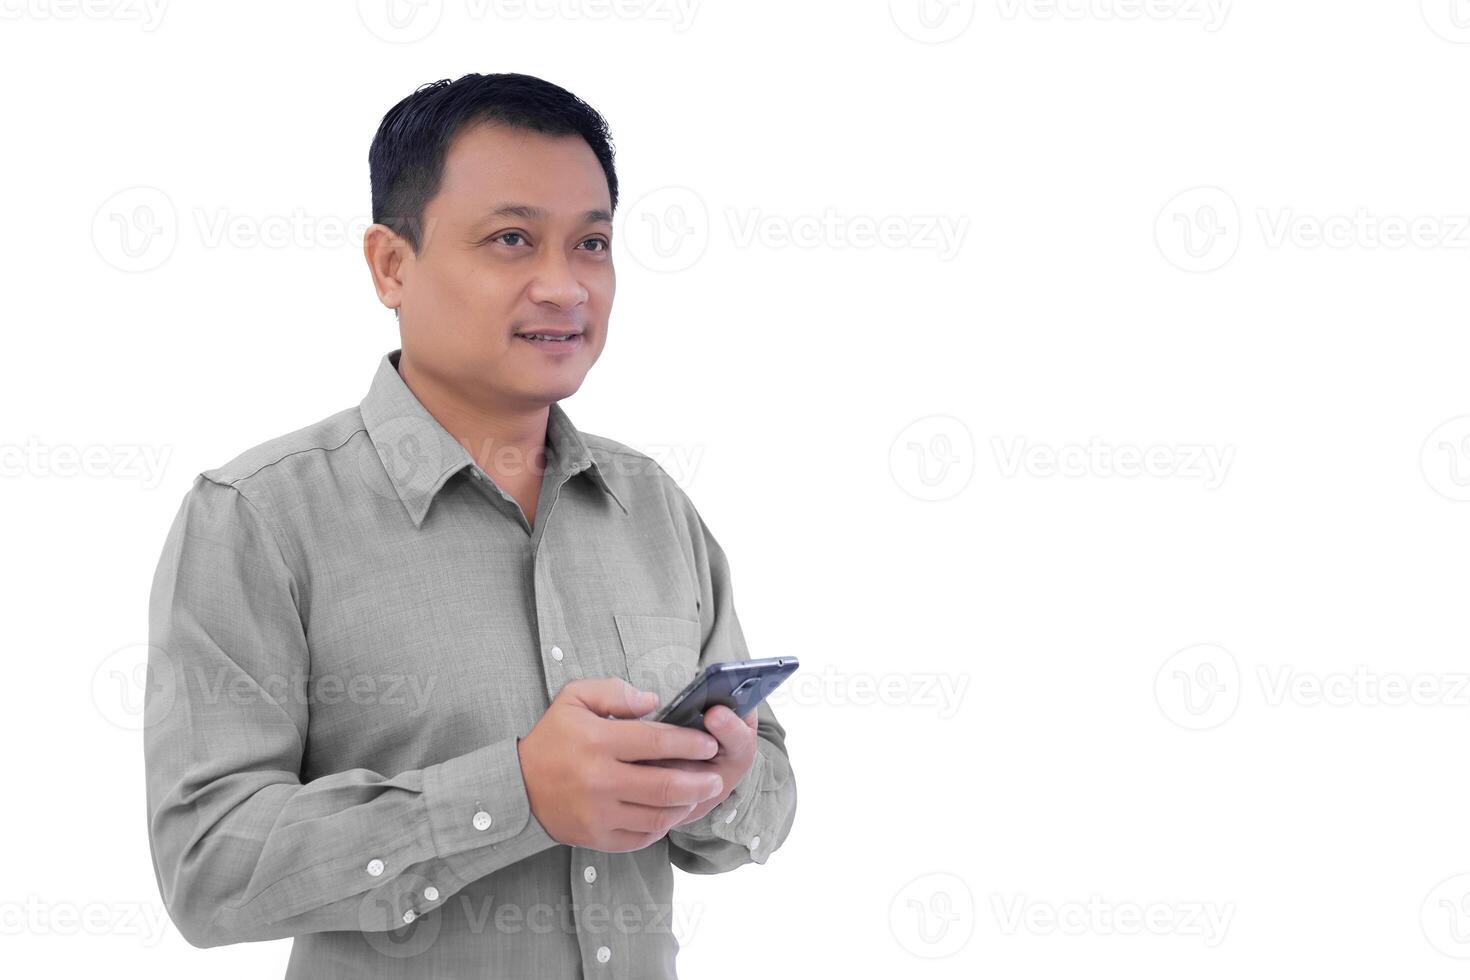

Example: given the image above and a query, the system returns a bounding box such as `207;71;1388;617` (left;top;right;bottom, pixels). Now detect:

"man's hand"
517;677;727;851
647;704;759;828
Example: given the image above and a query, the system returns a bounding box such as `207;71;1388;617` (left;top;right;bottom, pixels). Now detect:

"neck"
396;351;550;481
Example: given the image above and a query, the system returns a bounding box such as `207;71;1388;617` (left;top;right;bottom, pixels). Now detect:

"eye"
578;237;609;253
492;231;528;247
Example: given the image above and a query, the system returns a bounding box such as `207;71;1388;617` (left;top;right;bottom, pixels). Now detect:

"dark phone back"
654;657;799;731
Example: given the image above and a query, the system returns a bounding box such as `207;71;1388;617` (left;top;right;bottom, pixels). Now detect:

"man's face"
389;121;614;410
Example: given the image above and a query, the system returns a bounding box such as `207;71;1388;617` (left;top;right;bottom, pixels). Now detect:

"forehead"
431;121;609;220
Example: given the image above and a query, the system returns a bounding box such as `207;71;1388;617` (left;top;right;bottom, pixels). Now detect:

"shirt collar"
360;348;627;527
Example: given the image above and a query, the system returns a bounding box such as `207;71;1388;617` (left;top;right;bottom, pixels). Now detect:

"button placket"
533;543;584;687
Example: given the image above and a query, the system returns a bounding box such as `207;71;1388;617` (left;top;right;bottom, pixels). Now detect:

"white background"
4;0;1470;976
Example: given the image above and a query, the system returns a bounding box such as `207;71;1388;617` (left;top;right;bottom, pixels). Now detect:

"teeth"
522;334;574;341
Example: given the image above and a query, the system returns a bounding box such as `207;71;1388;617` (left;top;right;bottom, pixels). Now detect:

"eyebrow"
477;202;613;226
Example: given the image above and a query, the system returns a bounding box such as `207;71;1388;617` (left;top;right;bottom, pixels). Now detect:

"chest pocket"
614;613;703;714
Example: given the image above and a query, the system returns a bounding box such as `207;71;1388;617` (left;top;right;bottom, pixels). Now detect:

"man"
143;72;796;978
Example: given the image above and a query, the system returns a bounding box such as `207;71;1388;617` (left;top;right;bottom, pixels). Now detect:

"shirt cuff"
674;741;770;854
422;735;555;859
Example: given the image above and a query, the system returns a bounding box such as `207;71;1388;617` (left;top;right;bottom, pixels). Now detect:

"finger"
703;705;756;748
637;758;717;774
611;800;697;835
612;761;723;807
560;677;657;719
607;718;719;763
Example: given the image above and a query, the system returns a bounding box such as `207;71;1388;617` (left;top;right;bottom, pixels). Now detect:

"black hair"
369;72;618;255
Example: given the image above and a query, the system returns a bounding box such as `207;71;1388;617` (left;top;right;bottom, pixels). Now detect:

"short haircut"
369;72;618;254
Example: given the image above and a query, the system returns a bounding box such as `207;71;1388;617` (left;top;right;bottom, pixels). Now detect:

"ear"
363;223;412;312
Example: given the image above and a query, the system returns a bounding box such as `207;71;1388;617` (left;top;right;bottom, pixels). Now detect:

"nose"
527;249;588;310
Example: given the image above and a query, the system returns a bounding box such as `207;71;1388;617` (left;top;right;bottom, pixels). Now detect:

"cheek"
429;260;520;334
594;263;615;302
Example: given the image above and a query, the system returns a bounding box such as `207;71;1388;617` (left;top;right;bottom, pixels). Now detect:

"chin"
517;373;586;405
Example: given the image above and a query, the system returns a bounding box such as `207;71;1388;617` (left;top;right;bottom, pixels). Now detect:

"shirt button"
366;858;385;877
423;886;439;901
402;909;417;925
550;645;564;661
750;835;761;850
596;945;611;963
473;810;493;831
583;865;597;884
724;807;737;824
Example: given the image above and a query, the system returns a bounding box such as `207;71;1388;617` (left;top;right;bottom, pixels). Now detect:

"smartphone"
652;657;799;732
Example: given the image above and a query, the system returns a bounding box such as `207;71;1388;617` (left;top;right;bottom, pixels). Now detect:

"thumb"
561;677;658;719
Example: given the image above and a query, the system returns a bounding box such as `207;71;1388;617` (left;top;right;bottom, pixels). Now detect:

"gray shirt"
143;348;796;978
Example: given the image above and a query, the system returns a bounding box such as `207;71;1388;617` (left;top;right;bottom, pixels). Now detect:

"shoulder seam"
212;426;367;487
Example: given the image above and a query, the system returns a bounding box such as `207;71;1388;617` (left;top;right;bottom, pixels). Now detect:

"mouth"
514;330;584;353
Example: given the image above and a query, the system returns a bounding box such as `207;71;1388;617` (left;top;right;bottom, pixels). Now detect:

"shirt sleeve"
143;474;558;948
663;488;798;874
